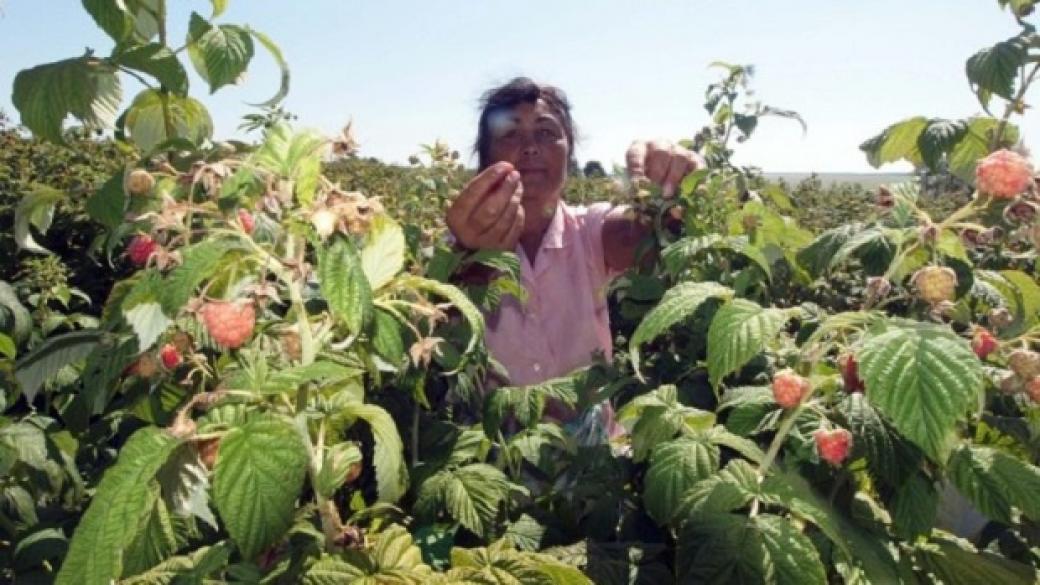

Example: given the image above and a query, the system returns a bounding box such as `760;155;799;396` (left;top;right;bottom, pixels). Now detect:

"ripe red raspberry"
971;328;999;360
814;428;853;466
772;369;811;409
127;235;158;267
160;343;182;369
911;266;957;305
238;209;255;234
975;149;1034;199
837;353;865;393
126;169;156;196
198;300;256;349
1026;377;1040;403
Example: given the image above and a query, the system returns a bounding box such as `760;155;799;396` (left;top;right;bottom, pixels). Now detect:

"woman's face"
485;99;569;221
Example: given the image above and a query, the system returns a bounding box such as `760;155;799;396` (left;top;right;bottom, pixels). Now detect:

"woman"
446;78;702;427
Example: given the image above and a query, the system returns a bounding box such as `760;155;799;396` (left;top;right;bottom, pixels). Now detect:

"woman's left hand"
625;140;704;198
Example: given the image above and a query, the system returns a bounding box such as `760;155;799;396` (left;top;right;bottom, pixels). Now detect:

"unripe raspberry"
971;328;999;360
127;235;158;267
988;307;1014;330
976;149;1034;199
159;343;182;369
814;428;853;466
876;186;895;209
237;209;255;234
1003;200;1037;224
198;300;256;349
1008;349;1040;380
311;209;338;238
865;276;891;302
911;266;957;305
126;169;156;196
918;222;938;245
170;331;194;354
837;353;865;393
1026;377;1040;403
772;369;811;409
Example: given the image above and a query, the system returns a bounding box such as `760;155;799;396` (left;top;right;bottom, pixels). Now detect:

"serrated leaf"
918;119;967;170
250;123;325;204
949;117;1019;183
890;473;938;540
796;223;866;277
913;534;1039;584
212;416;309;559
415;464;517;538
15;330;103;402
13;56;122;144
948;444;1040;525
0;281;32;344
616;385;715;461
114;43;189;96
837;393;920;487
966;37;1027;108
14;185;64;254
121;485;178;577
976;269;1040;337
316;442;362;499
82;0;159;44
662;235;772;280
124;89;213;152
124;302;171;351
707;299;789;387
860;116;928;168
119;541;233;585
370;309;406;368
858;321;984;462
319;236;373;335
361;216;406;290
628;281;732;378
483;376;577;437
677;513;827;585
186;12;255;93
56;428;181;585
644;437;720;525
86;172;128;230
400;275;485;364
337;403;408;503
160;238;241;316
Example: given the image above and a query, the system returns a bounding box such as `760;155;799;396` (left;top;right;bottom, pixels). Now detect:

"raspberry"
1026;377;1040;403
1003;200;1037;224
814;428;853;466
1008;349;1040;381
876;186;895;209
311;209;338;238
971;328;999;360
160;343;182;369
975;149;1034;199
126;169;156;196
238;209;255;234
198;300;256;349
911;266;957;305
127;235;158;267
772;369;811;409
837;353;865;393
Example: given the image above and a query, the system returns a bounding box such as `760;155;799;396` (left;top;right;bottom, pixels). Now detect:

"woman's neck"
518;199;559;264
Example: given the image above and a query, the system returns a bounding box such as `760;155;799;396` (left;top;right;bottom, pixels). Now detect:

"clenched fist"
446;161;525;251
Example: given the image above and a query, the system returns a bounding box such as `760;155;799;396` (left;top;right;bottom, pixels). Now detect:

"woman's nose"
520;138;540;157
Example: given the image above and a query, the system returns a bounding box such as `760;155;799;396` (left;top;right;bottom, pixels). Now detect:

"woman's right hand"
446;161;525;251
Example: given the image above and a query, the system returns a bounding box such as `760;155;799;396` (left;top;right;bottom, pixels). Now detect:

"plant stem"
750;404;803;517
992;61;1040;151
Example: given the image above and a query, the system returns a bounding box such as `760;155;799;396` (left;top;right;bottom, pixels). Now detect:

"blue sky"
1;1;1037;172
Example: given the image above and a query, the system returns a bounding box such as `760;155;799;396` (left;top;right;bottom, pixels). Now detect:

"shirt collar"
541;201;567;250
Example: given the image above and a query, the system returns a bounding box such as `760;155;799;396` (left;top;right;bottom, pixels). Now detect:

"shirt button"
533;362;542;373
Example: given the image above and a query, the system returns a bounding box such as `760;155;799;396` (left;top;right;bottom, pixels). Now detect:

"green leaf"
250;123;325;204
15;330;103;402
56;428;181;585
837;393;920;487
121;485;178;576
644;437;720;526
124;89;213;152
86;172;128;230
858;321;984;462
337;403;409;503
114;43;189;96
400;275;485;363
949;117;1019;183
14;185;64;254
415;464;518;538
948;444;1040;525
370;309;406;368
0;281;32;344
662;235;772;279
918;119;967;170
616;385;715;461
186;12;255;93
123;301;171;351
976;270;1040;337
796;223;865;277
315;442;363;499
119;542;232;585
210;0;229;17
13;56;122;143
628;281;733;378
245;27;291;107
913;534;1039;584
483;376;577;437
966;37;1027;108
82;0;159;44
890;473;938;540
677;513;827;585
361;215;406;290
860;116;928;168
319;236;373;335
707;299;789;387
212;416;309;559
160;238;242;316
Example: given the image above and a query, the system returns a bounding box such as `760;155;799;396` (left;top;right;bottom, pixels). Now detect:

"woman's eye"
537;128;559;140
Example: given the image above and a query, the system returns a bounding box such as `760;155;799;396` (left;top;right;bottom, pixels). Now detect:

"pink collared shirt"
484;201;621;388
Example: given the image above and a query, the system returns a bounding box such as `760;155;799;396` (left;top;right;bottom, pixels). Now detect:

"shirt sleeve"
578;201;625;289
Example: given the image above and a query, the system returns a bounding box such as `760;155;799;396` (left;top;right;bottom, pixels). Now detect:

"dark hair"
474;77;578;171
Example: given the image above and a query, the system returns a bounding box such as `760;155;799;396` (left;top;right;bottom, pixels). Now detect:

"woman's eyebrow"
535;115;562;126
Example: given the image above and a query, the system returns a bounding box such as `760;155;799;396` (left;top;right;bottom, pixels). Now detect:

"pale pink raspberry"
772;369;811;409
975;149;1034;199
814;428;853;466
